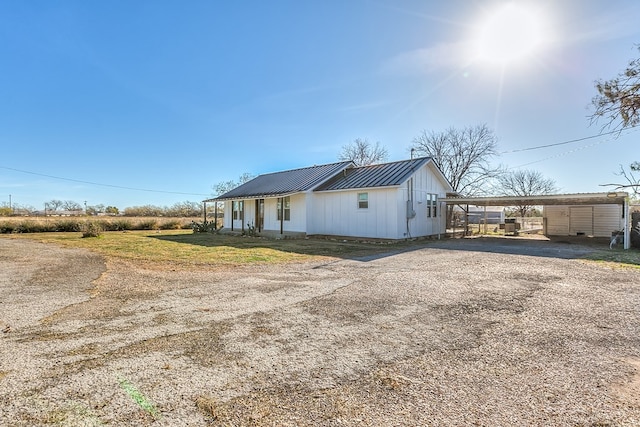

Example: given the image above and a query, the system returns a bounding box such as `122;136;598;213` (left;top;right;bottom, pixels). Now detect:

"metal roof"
314;157;431;191
442;192;629;206
205;161;353;201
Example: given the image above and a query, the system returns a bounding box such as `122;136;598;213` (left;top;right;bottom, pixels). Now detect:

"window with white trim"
277;196;290;221
358;192;368;209
427;194;438;218
232;200;244;220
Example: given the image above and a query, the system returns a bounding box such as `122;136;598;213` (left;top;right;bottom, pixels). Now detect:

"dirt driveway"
1;237;640;426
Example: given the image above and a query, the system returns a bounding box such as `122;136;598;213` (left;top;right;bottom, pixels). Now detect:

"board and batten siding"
262;193;307;233
308;187;399;239
544;204;623;237
308;162;449;239
402;162;449;238
222;193;308;233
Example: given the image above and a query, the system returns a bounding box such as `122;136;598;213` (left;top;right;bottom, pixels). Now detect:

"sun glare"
474;3;549;66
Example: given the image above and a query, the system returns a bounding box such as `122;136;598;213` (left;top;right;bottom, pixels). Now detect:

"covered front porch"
203;192;307;237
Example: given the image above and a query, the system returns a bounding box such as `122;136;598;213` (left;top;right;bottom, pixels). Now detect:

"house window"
277;196;290;221
358;192;368;209
427;194;438;218
233;200;244;221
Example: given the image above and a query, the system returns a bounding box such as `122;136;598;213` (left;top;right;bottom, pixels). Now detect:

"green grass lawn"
3;230;637;268
1;230;408;267
582;247;640;268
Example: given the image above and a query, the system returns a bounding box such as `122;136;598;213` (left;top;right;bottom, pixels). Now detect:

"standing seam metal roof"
314;157;431;191
206;161;354;201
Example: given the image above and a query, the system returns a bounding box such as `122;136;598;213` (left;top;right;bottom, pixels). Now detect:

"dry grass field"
0;216;210;234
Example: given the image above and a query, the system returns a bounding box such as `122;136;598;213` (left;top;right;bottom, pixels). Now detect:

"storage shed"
442;192;631;249
544;204;624;237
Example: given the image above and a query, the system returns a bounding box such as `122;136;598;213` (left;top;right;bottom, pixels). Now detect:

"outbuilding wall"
544;204;624;237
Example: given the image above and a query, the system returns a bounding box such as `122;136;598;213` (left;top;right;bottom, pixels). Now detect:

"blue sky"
1;0;638;210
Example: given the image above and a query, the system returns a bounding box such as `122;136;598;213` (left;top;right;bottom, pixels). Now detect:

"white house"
205;157;453;239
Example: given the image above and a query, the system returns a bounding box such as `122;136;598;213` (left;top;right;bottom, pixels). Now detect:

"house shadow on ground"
148;232;623;263
149;232;431;262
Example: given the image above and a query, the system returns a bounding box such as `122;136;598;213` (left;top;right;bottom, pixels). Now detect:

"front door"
255;199;264;232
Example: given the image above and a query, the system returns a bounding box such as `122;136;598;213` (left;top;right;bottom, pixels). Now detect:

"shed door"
569;207;593;236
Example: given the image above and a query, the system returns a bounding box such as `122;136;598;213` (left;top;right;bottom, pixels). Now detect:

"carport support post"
484;206;488;235
465;204;469;236
624;197;630;250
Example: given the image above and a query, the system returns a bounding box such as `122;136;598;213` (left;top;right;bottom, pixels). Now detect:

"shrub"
137;219;159;230
159;219;182;230
55;219;82;232
110;219;133;231
0;222;15;234
81;221;104;238
14;221;56;233
191;220;217;233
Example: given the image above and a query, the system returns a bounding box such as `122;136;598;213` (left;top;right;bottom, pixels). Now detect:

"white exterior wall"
262;193;307;233
221;194;307;233
309;187;400;238
544;204;623;237
308;162;449;239
402;162;449;238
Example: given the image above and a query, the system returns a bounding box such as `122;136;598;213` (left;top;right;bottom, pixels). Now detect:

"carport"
442;192;631;249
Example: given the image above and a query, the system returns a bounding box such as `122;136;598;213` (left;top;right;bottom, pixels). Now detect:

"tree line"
0;200;204;217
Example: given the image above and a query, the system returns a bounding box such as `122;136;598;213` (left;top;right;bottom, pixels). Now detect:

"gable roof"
315;157;434;191
205;161;353;201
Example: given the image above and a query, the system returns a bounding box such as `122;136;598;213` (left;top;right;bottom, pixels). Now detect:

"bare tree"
591;46;640;196
600;162;640;198
591;46;640;131
411;124;502;196
212;173;255;197
497;169;558;217
209;173;256;220
46;199;63;211
62;200;82;212
338;138;389;166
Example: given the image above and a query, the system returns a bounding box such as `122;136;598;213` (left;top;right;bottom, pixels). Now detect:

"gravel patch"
1;237;639;425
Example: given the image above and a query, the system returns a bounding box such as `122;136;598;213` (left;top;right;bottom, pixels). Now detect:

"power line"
500;125;638;154
512;137;613;169
0;165;210;196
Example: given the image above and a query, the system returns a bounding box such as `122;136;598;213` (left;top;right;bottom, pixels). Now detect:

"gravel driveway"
1;237;639;426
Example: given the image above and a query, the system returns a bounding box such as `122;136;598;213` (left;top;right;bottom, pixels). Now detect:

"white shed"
544;204;624;237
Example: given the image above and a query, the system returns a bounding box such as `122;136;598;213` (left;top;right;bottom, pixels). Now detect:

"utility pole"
84;200;87;215
8;194;11;213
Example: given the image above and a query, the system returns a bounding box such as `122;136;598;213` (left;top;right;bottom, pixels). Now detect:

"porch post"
280;197;284;235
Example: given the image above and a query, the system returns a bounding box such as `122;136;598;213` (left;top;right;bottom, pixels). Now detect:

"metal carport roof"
442;192;631;249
